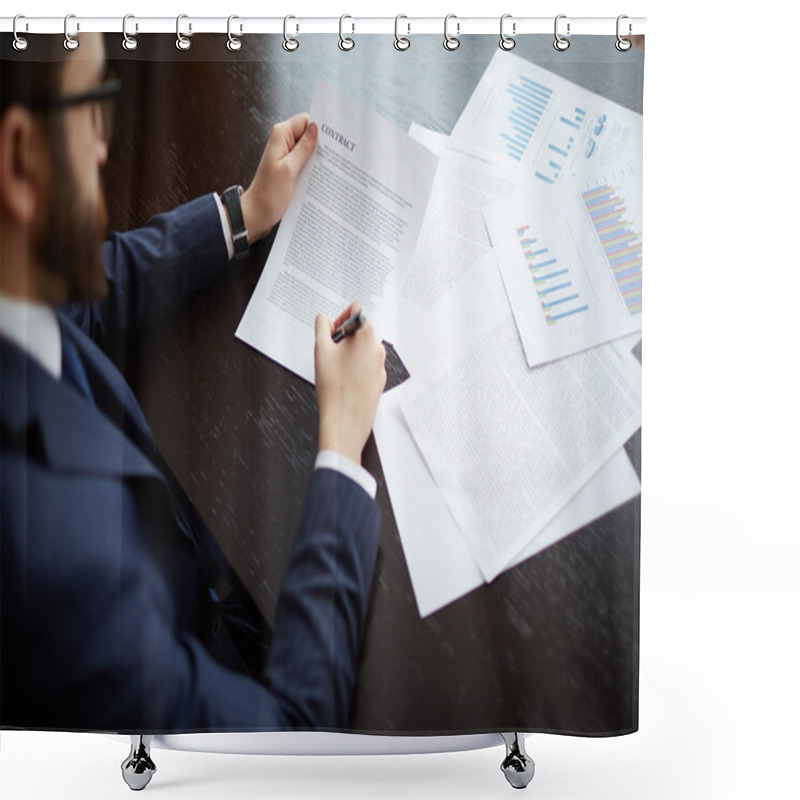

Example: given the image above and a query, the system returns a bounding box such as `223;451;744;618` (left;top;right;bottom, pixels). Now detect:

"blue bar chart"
501;75;553;163
581;185;642;315
516;224;589;325
534;107;588;185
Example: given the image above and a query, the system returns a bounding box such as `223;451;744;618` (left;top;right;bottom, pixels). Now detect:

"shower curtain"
1;28;643;741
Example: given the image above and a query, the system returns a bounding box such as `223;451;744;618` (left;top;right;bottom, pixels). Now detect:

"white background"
2;1;799;798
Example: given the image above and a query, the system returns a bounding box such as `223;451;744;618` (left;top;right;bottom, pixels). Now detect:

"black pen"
332;309;367;343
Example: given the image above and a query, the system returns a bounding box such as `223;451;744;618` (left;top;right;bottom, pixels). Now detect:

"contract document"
452;51;643;185
484;161;643;368
236;80;438;382
395;303;642;583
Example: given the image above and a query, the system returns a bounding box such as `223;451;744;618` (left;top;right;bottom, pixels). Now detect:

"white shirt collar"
0;294;62;379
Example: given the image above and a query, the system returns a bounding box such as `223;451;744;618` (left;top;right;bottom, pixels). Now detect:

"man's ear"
0;107;48;227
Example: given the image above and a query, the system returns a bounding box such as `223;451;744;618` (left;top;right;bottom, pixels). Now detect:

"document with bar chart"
483;163;643;368
451;51;642;184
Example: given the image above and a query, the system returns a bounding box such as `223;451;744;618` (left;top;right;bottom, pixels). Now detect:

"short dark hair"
1;34;67;117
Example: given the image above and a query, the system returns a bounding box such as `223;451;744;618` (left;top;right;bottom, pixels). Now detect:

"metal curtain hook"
554;14;570;51
616;14;632;51
500;14;516;51
283;15;299;51
443;14;460;51
64;13;79;51
339;14;355;51
176;14;192;50
13;15;29;51
122;14;138;51
394;14;410;51
227;15;242;51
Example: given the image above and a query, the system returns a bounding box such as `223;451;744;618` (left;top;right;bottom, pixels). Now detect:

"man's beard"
35;128;110;304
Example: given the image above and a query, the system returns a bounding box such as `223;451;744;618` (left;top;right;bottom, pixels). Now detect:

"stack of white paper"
380;53;643;614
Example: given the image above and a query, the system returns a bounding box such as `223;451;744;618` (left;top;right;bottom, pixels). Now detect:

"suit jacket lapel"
57;313;158;461
1;334;160;483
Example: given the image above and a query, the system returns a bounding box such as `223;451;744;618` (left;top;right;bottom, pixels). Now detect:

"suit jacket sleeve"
260;468;382;729
62;194;229;364
143;468;381;731
2;456;380;732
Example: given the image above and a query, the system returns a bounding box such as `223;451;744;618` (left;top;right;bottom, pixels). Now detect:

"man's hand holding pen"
314;302;387;465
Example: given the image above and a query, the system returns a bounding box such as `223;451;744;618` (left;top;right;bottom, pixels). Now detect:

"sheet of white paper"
374;390;640;618
395;303;642;583
485;161;643;368
452;51;643;185
392;127;518;375
236;80;438;383
407;123;448;155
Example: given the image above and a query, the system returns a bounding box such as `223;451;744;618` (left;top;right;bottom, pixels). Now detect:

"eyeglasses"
27;78;121;144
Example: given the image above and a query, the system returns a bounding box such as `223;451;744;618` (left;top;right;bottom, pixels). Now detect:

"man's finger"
315;312;333;348
265;114;307;159
284;121;318;176
285;112;310;141
332;301;362;330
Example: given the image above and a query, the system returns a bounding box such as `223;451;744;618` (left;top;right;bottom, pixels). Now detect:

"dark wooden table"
104;33;644;736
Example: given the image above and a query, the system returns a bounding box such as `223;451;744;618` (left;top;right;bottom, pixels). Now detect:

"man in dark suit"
0;32;387;731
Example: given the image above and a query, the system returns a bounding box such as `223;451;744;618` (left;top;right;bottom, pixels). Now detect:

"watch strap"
221;184;249;261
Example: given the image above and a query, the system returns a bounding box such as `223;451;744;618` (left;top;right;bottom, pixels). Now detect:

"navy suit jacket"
1;195;381;732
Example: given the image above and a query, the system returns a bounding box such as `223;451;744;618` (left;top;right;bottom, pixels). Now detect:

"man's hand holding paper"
241;112;319;241
236;80;438;383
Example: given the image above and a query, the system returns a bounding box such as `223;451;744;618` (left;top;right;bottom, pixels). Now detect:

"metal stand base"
121;735;157;791
500;733;535;789
117;732;533;790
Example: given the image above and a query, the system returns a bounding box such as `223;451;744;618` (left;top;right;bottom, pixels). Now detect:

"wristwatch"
220;184;250;261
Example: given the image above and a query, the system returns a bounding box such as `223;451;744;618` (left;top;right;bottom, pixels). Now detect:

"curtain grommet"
12;15;29;51
283;15;299;51
339;14;355;51
443;14;460;51
64;13;79;51
616;15;633;51
122;14;138;51
554;14;570;51
227;15;242;51
500;14;516;51
176;14;192;51
394;14;410;51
